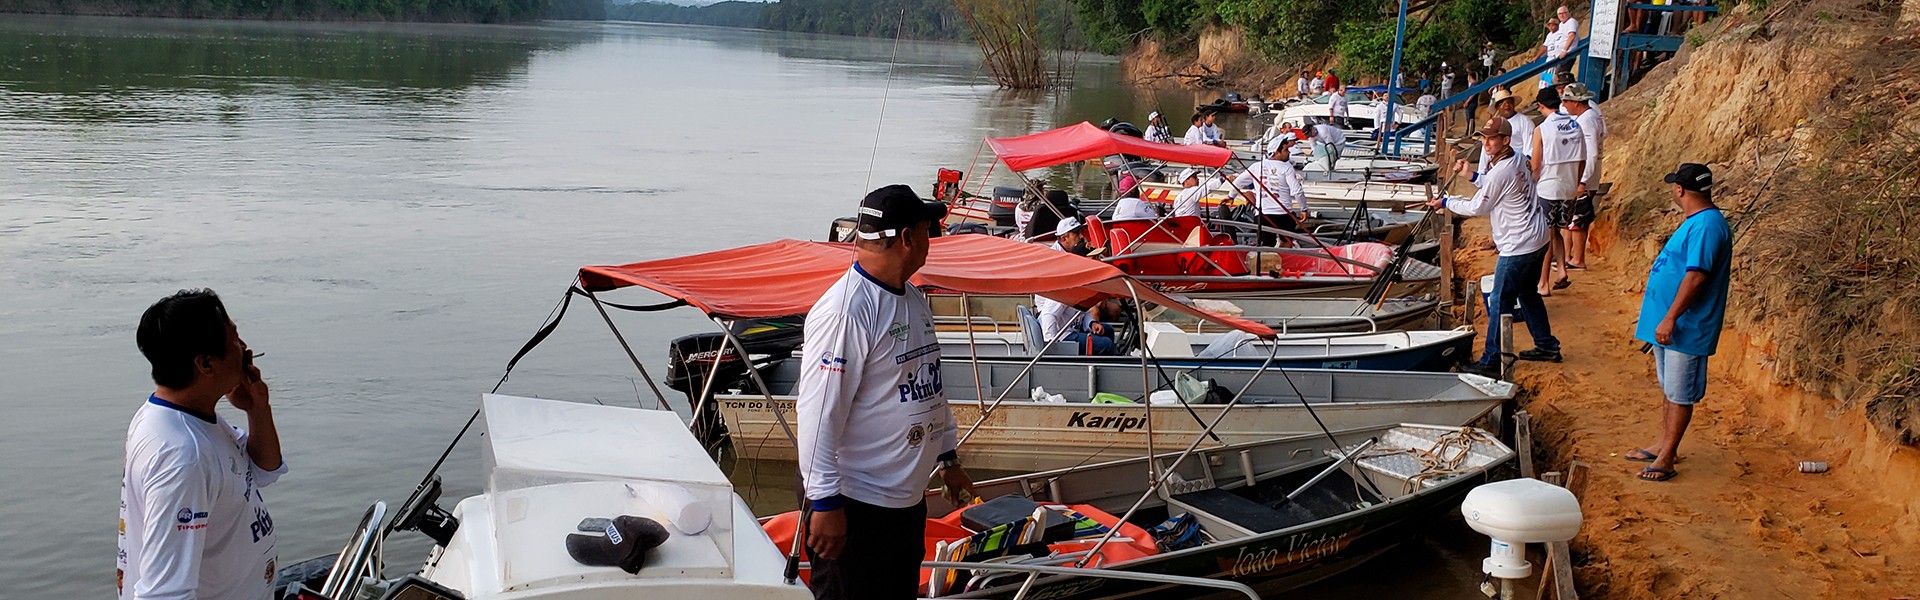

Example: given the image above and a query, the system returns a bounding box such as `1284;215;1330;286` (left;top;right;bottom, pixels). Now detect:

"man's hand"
1576;183;1587;198
940;465;977;505
227;354;268;412
807;508;847;560
1089;322;1108;336
1453;158;1470;177
1655;317;1676;346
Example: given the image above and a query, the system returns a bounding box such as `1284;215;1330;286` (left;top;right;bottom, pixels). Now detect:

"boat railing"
1104;245;1384;275
765;560;1261;599
935;315;1006;334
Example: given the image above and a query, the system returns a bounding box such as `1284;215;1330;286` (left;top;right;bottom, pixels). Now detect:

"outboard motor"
932;168;964;203
1108;122;1143;138
666;319;805;446
989;185;1025;228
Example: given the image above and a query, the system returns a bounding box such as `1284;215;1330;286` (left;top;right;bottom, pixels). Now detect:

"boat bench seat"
1171;470;1376;534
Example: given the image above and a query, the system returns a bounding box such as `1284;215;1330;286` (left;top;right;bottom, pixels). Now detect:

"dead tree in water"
953;0;1056;89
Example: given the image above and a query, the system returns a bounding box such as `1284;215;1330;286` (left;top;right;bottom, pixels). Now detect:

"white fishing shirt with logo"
119;398;285;600
797;263;958;509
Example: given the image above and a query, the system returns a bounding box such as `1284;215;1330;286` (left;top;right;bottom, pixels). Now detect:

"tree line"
3;0;602;21
1075;0;1545;79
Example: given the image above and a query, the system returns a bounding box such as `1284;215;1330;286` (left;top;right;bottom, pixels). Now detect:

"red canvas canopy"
579;234;1275;337
986;122;1235;172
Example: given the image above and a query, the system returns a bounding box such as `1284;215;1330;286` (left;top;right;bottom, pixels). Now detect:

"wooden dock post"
1499;314;1515;379
1515;410;1534;478
1536;462;1589;600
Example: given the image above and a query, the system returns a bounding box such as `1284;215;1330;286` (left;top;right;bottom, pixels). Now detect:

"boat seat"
1014;305;1076;356
1170;469;1376;534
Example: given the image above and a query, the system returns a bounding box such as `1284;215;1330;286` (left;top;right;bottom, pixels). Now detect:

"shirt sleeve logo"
175;508;209;530
816;353;847;373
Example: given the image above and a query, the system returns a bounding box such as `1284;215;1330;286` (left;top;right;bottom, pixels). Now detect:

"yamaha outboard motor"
989;185;1025;228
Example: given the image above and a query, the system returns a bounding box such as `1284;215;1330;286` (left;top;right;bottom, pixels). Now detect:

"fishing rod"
1730;119;1803;247
1227;143;1362;279
1357;159;1461;310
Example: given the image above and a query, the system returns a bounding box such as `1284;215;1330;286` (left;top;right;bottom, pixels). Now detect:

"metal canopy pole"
1384;0;1411;157
585;289;675;412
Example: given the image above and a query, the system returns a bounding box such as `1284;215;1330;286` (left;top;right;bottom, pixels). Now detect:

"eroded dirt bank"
1448;0;1920;596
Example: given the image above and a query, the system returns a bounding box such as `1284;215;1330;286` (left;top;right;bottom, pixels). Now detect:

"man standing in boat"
118;290;285;600
1428;119;1561;375
1235;132;1309;247
798;185;976;600
1627;163;1731;482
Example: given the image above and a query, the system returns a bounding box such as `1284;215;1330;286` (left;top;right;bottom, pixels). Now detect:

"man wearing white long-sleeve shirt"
1464;88;1535;186
119;289;284;600
797;185;975;600
1430;119;1561;377
1234;133;1308;247
1034;218;1124;355
1173;167;1232;219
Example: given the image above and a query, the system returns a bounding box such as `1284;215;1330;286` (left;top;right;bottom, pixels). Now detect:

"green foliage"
1213;0;1384;60
760;0;970;40
607;1;764;27
1074;0;1149;54
1687;30;1705;47
1140;0;1199;34
12;0;559;21
1334;0;1535;79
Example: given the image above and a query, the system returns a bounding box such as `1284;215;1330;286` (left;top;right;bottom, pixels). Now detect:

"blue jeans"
1064;331;1119;356
1480;247;1559;365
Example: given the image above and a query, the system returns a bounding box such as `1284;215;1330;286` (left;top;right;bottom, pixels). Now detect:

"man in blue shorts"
1627;163;1732;482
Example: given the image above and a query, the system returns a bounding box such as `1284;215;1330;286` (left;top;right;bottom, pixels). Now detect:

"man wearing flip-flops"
1626;163;1732;482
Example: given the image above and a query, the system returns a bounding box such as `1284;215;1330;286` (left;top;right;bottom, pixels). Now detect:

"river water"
0;15;1490;597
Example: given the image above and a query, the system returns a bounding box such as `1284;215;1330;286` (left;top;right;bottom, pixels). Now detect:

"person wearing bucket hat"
1144;111;1173;144
1234;132;1308;246
1424;117;1560;376
798;184;974;599
1562;82;1606;270
1459;87;1535;186
1032;217;1125;356
1627;162;1732;483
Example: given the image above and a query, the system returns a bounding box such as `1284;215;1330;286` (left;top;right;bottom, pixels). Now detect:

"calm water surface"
0;15;1487;597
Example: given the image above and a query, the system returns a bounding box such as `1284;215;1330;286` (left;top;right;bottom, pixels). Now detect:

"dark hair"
1190;112;1204;124
137;289;231;389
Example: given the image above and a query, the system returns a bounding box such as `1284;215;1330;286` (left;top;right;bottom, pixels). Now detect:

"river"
0;15;1489;597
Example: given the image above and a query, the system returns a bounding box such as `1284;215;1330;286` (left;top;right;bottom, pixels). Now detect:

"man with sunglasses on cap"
1144;111;1173;144
798;185;976;599
1459;88;1535;186
1234;132;1308;247
1627;163;1731;482
1426;119;1561;376
119;289;285;600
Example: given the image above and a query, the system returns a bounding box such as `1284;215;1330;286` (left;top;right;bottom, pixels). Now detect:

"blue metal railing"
1380;39;1588;153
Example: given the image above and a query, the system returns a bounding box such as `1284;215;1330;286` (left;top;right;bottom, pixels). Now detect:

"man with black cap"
1626;163;1731;482
1530;86;1585;301
797;185;976;599
1233;132;1308;247
1425;119;1560;376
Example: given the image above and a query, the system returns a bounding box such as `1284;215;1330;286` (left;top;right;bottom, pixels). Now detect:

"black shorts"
1544;196;1577;229
1568;192;1597;229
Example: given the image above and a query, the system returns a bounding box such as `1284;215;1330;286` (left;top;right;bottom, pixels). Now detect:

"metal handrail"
320;501;387;600
1104;245;1384;273
921;560;1261;599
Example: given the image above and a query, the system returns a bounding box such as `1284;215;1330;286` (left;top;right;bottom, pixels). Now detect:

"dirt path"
1452;220;1920;599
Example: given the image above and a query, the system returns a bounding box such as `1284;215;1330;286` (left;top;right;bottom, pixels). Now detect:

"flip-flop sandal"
1566;263;1588;270
1638;467;1678;482
1553;279;1572;290
1624;449;1658;462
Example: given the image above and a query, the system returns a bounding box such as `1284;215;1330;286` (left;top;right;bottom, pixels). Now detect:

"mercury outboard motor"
666;318;805;445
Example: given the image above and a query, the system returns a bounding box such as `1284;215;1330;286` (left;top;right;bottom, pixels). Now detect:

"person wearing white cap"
1033;217;1123;355
1561;82;1605;270
1234;133;1308;247
1144;111;1173;144
1172;167;1232;219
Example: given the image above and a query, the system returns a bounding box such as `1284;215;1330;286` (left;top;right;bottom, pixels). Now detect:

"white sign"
1590;0;1624;58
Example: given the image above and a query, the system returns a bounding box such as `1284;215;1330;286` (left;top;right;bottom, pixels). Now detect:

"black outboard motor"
666;318;805;446
988;185;1025;228
1107;122;1143;138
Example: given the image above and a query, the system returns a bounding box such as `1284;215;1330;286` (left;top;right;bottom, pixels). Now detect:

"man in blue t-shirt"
1626;163;1731;482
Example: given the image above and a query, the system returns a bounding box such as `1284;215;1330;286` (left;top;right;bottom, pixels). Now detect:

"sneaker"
1459;362;1501;378
1517;348;1562;362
